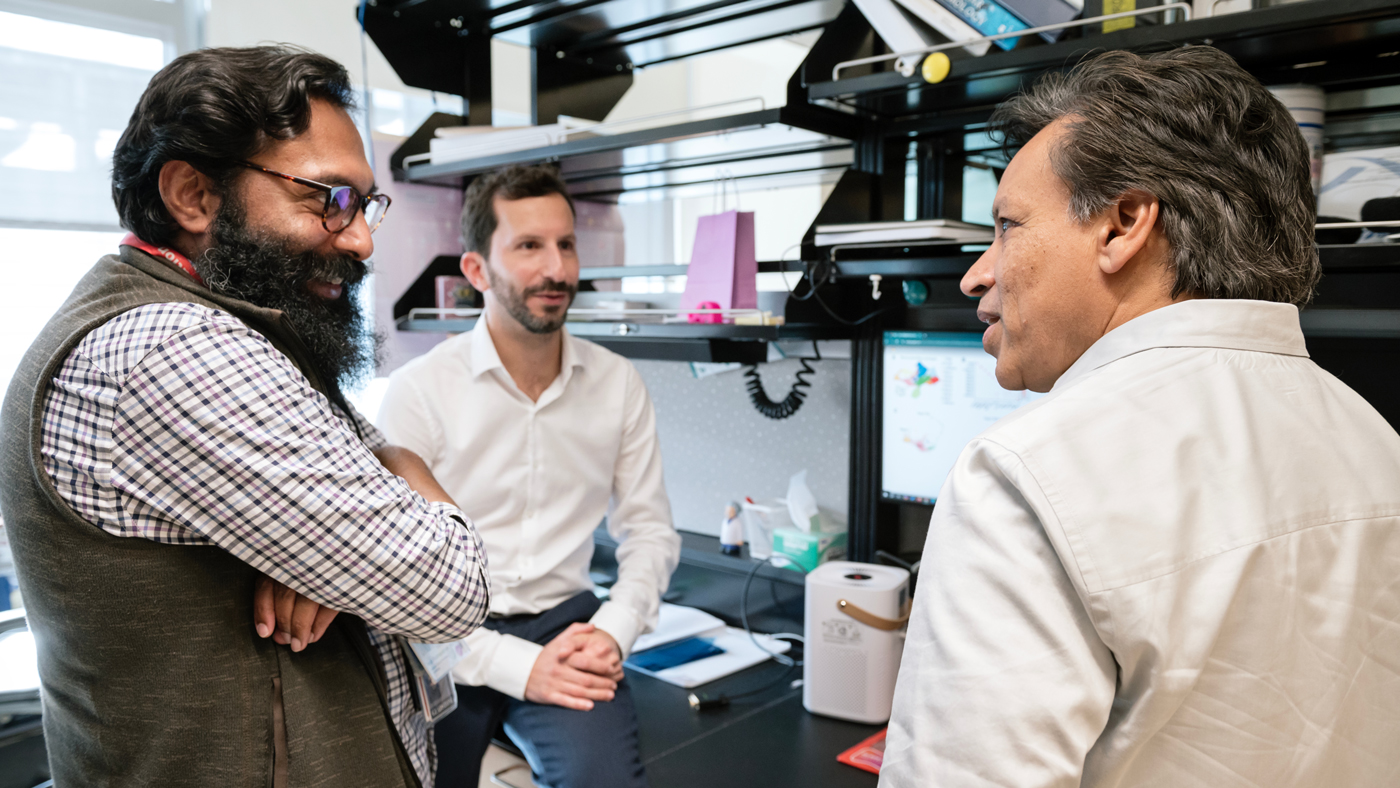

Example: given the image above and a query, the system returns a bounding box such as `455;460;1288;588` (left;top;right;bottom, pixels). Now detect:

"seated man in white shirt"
881;47;1400;787
377;164;681;788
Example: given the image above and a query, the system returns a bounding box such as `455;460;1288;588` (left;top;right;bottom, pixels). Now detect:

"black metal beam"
846;324;882;563
808;0;1400;119
532;48;633;125
405;108;782;181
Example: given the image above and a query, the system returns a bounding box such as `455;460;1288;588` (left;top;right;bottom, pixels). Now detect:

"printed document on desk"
631;603;728;653
627;627;792;689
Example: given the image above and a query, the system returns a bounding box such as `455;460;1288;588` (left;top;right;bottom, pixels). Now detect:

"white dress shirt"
377;319;680;700
881;299;1400;788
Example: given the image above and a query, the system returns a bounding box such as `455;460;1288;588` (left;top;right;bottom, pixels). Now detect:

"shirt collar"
468;314;586;383
1052;299;1308;393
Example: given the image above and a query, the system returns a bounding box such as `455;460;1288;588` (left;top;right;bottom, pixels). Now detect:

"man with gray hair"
881;47;1400;787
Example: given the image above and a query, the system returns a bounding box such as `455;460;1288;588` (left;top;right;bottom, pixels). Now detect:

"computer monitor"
882;331;1044;505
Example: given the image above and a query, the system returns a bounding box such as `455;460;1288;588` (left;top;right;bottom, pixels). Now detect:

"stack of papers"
631;603;728;652
625;603;792;688
429;116;599;165
814;219;993;247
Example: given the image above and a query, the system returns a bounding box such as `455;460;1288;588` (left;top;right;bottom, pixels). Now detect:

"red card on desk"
836;728;887;774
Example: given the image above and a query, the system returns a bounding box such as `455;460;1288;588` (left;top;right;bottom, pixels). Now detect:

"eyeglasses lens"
364;196;389;233
325;187;358;232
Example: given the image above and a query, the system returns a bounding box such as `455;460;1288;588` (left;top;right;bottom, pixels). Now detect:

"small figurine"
719;501;744;557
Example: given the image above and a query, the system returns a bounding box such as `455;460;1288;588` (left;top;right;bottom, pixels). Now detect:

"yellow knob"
921;52;951;84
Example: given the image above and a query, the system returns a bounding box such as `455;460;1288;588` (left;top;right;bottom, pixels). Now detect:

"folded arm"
110;318;490;643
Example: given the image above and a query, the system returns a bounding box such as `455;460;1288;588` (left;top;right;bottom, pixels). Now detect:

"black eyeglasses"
238;161;392;234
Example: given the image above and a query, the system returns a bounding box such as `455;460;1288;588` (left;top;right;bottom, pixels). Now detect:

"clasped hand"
252;574;339;652
524;623;624;711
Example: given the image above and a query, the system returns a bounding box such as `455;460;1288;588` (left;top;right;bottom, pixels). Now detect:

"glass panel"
0;11;171;227
905;141;918;222
0;228;127;398
962;165;999;225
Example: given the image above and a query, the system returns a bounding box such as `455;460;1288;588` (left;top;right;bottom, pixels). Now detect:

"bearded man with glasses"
0;45;488;788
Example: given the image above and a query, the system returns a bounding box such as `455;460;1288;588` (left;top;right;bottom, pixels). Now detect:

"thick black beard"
192;197;383;390
484;261;577;335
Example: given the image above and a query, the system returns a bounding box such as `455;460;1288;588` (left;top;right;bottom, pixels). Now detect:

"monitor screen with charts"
882;331;1044;505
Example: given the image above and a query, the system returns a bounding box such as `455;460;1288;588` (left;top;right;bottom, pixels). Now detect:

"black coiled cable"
745;345;820;420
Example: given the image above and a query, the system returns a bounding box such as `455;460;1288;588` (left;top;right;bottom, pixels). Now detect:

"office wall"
633;357;850;537
207;0;409;93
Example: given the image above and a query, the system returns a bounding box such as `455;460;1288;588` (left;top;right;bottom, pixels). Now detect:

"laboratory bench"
631;661;880;788
592;530;887;788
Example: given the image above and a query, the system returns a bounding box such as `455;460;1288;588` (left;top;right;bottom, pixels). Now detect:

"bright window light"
3;122;76;171
0;11;165;71
94;129;122;160
0;229;127;399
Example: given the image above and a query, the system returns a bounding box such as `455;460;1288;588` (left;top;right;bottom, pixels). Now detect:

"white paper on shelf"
815;229;992;246
630;603;728;654
853;0;942;74
429;116;601;165
816;218;990;233
815;219;994;246
626;627;792;689
891;0;991;57
1319;145;1400;221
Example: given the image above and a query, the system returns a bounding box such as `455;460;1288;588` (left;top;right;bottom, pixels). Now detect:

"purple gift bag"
681;210;758;319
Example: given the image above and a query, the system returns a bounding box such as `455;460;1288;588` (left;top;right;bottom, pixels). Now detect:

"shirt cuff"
590;601;645;660
485;633;545;701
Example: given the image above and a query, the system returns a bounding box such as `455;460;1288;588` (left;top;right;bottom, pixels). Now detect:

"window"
0;0;189;398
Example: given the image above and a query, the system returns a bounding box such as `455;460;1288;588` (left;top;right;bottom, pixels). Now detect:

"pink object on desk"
688;301;723;324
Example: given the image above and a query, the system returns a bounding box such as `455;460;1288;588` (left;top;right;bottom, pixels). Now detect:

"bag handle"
836;598;910;631
710;169;741;213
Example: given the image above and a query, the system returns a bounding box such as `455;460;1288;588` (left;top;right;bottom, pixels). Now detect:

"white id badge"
414;672;458;725
401;638;464;724
408;640;470;683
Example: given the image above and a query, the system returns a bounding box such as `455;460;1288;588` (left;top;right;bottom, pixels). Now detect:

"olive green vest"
0;247;419;788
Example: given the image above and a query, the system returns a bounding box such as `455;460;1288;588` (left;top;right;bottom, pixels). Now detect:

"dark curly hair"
111;45;356;247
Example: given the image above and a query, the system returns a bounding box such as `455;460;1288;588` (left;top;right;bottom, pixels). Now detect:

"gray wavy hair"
991;46;1320;306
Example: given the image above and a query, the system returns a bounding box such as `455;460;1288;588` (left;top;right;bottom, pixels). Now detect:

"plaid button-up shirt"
37;302;489;786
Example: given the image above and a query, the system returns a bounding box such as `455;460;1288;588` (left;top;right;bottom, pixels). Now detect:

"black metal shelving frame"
394;315;845;363
369;0;1400;563
808;0;1400;121
402;107;857;186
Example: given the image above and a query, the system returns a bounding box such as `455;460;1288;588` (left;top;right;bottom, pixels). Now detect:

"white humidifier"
803;560;910;724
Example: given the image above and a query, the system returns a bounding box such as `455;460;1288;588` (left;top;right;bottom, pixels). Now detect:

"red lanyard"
120;233;205;287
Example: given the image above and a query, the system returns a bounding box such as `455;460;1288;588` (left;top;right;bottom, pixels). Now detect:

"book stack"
851;0;1082;59
932;0;1031;50
814;219;994;248
1000;0;1081;42
428;115;599;166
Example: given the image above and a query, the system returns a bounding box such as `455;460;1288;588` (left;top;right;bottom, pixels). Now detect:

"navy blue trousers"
433;591;648;788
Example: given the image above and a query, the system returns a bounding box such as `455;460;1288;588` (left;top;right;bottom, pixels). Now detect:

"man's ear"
461;251;491;293
1097;190;1160;276
158;160;221;237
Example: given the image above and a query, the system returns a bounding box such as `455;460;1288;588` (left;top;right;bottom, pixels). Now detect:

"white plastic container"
1268;84;1325;198
739;500;780;560
803;560;910;724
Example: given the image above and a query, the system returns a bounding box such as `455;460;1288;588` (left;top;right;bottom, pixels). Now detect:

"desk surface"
628;646;882;787
596;534;885;787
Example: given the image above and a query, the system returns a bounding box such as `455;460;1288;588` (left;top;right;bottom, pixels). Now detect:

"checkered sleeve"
333;400;390;451
107;312;489;642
